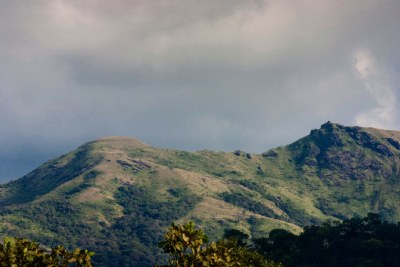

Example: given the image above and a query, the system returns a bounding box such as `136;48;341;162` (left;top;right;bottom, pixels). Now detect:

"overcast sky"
1;0;400;181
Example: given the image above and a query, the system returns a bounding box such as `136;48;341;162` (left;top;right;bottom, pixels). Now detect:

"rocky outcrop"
347;128;394;156
387;138;400;150
116;159;151;173
262;150;279;158
289;122;398;180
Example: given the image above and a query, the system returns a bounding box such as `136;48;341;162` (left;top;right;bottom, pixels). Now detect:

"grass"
2;123;400;265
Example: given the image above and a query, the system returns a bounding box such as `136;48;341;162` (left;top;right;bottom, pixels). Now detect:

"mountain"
1;122;400;266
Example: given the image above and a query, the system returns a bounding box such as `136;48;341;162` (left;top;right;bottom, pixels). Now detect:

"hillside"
1;122;400;266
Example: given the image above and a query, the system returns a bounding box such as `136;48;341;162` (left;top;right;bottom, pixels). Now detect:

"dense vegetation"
0;184;201;266
158;214;400;267
0;237;93;266
104;185;202;266
156;221;281;267
254;213;400;267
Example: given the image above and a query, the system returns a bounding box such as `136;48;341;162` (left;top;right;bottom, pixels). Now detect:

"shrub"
0;237;94;266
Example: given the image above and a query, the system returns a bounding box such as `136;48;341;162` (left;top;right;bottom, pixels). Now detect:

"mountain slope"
1;122;400;266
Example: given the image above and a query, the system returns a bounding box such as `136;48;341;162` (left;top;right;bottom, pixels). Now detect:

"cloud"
1;0;400;180
354;50;397;129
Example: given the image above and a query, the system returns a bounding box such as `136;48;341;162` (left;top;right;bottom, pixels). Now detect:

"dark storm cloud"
1;0;400;181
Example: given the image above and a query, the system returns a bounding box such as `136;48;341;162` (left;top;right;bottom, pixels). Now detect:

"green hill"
1;122;400;266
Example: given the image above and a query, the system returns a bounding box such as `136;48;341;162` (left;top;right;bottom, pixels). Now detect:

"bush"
156;221;282;267
0;237;94;266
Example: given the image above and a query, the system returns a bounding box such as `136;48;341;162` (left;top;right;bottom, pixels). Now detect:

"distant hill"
1;122;400;266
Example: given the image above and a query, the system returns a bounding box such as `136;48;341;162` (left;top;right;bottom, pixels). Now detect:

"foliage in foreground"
0;237;93;266
157;214;400;267
255;213;400;267
156;221;282;267
3;213;400;266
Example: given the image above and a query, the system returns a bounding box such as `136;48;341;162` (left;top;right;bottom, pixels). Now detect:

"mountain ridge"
1;122;400;266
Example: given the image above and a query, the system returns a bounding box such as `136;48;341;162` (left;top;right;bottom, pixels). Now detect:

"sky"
1;0;400;181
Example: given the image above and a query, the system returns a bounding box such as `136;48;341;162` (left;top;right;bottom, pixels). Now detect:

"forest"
2;213;400;266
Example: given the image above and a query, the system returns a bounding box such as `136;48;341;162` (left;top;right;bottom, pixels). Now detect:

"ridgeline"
1;122;400;266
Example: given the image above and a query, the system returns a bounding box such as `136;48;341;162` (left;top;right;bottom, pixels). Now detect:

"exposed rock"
387;138;400;150
262;150;278;158
116;160;132;168
234;150;242;156
375;144;393;156
348;130;394;156
311;122;345;148
317;149;383;180
116;159;151;172
294;142;321;166
130;159;152;169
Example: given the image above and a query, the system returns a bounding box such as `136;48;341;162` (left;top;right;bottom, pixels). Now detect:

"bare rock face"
289;122;398;181
312;121;346;148
116;159;151;173
292;122;346;166
262;150;279;158
387;138;400;150
347;128;394;156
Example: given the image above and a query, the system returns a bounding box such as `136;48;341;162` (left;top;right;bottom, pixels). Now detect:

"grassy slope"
1;123;400;265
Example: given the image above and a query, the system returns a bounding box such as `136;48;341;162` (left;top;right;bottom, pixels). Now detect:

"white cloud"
354;50;397;129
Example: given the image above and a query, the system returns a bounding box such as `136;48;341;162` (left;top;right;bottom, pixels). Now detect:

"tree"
157;221;282;267
255;213;400;267
223;229;249;247
0;237;94;266
157;221;208;266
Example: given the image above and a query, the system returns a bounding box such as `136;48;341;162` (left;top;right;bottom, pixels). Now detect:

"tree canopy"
156;221;282;267
254;213;400;267
0;237;94;267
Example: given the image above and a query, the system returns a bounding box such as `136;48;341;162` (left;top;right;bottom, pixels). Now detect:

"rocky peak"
320;121;337;130
289;122;398;178
309;122;346;149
